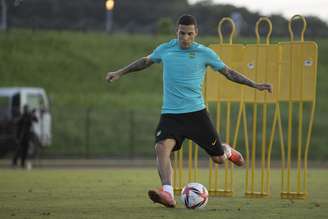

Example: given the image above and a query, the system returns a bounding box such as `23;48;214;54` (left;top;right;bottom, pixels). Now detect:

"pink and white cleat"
222;143;245;167
148;187;176;208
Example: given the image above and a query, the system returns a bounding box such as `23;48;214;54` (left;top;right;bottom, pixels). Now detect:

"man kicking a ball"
106;14;272;208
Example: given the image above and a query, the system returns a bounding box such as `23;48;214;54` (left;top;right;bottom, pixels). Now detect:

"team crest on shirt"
188;52;196;59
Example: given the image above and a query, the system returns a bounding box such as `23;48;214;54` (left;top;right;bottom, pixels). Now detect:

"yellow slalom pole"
173;151;177;190
303;18;316;198
255;17;272;45
267;104;278;195
297;44;305;194
232;103;243;151
251;102;257;194
288;15;307;43
215;102;221;193
297;102;303;194
188;140;193;182
255;17;272;196
214;161;218;193
276;40;286;197
303;45;318;195
277;105;286;195
251;43;259;194
243;104;250;195
232;101;243;193
304;101;316;196
209;158;213;193
225;102;231;191
178;148;183;190
261;103;267;194
287;101;293;193
218;17;236;45
194;144;198;182
287;40;294;194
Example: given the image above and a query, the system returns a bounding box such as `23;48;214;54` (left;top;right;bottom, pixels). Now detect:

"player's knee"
155;139;175;155
155;142;165;154
211;155;225;164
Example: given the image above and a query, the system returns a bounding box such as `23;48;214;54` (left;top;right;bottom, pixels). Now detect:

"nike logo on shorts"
211;139;217;146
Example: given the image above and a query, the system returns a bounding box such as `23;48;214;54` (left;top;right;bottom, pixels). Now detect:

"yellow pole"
251;103;257;193
261;103;267;194
194;144;198;182
304;101;316;196
277;41;286;196
255;17;273;45
287;41;294;194
251;41;260;193
297;103;303;194
243;105;250;195
178;148;183;190
173;151;177;190
267;105;278;195
288;15;307;43
218;17;236;45
255;17;273;196
277;106;286;194
287;100;293;193
304;53;318;196
232;101;243;192
188;140;193;182
215;102;221;192
297;44;305;194
214;162;218;193
225;102;231;191
209;158;213;192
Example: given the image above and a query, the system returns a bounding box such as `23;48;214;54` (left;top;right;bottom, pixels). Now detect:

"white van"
0;87;52;156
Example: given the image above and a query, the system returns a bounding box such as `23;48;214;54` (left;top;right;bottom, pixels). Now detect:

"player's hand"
106;71;121;83
255;83;272;93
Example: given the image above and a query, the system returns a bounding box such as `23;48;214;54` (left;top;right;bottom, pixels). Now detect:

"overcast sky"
188;0;328;22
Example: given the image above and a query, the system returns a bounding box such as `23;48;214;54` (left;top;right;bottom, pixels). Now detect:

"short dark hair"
177;14;197;27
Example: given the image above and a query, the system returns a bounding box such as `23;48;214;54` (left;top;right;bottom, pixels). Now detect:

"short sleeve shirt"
149;39;225;114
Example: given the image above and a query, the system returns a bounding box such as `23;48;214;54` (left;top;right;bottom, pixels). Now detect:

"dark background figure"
12;105;38;168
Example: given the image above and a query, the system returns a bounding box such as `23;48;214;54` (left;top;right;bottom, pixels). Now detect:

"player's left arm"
218;65;272;92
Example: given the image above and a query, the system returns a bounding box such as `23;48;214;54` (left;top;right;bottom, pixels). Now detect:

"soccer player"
106;14;272;208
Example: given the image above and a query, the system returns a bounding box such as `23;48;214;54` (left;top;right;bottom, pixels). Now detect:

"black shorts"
154;109;224;156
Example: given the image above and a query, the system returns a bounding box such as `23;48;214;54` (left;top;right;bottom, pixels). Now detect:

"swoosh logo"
211;139;217;146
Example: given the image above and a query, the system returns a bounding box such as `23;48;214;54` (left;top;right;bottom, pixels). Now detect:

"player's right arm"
105;56;154;82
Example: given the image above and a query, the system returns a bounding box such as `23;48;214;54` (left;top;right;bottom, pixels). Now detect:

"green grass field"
0;168;327;219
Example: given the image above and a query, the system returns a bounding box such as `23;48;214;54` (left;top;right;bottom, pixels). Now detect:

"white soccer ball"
180;182;209;209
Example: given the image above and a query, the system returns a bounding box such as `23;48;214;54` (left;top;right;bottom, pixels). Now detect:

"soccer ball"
180;182;208;209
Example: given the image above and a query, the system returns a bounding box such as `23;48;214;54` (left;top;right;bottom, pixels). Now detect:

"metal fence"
40;104;322;160
43;106;161;158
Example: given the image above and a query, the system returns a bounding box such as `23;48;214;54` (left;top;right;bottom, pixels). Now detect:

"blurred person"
105;14;272;208
12;105;38;169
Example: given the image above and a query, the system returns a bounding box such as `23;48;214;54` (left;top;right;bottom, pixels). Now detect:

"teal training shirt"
149;39;225;114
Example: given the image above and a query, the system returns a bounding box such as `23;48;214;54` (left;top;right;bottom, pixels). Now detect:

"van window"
0;96;10;119
27;94;44;110
12;93;20;118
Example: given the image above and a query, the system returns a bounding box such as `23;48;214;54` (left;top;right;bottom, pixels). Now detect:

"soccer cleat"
222;143;245;167
148;188;176;208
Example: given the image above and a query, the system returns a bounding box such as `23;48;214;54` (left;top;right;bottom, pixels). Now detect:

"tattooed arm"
218;65;272;92
106;56;154;82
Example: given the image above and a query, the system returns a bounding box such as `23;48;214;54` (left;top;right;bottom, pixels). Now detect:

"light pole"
105;0;115;32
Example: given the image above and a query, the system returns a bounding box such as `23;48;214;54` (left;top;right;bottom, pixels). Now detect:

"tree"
157;17;174;35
